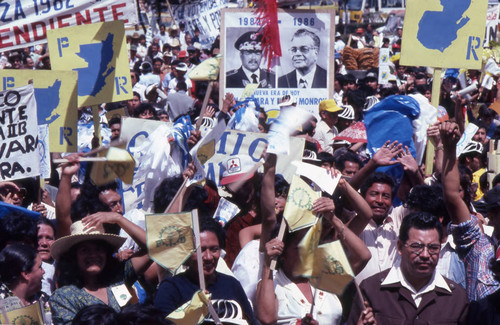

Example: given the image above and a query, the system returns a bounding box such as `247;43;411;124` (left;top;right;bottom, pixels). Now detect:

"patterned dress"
49;260;136;325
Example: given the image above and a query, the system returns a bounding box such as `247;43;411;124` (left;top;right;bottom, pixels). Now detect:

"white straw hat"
50;221;126;261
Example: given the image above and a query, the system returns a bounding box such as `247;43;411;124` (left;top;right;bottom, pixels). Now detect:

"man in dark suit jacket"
226;31;275;88
278;29;327;88
348;212;469;325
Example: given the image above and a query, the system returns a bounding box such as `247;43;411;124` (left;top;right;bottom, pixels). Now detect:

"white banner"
38;124;51;179
170;0;226;47
0;84;39;181
485;4;499;45
0;0;138;51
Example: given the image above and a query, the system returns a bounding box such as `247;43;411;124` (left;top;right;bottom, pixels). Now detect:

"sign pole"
92;105;102;148
425;68;442;175
192;209;222;324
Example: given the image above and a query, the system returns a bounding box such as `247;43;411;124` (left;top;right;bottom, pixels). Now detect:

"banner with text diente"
0;0;138;52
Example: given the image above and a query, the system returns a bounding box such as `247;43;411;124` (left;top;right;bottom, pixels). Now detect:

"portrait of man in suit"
278;29;327;88
226;31;275;88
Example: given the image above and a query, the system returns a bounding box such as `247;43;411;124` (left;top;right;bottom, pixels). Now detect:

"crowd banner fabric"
401;0;488;69
0;70;78;152
171;0;226;48
221;9;335;116
47;20;132;107
0;84;40;181
0;0;138;51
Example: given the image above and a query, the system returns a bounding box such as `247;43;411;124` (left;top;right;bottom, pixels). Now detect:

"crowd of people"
1;2;500;325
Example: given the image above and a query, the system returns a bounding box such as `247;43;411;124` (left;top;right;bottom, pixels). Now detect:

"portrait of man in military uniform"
226;31;275;88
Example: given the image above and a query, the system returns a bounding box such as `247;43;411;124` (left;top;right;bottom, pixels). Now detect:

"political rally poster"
170;0;226;48
0;0;138;52
485;4;499;45
221;9;335;117
400;0;488;69
0;84;39;181
47;20;132;107
0;70;78;152
203;130;305;187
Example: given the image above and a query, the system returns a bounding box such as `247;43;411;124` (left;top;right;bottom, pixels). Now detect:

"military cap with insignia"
234;31;263;51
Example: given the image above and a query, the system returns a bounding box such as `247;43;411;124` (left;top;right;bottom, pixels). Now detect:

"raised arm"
55;154;81;238
260;153;277;252
336;176;374;235
440;121;470;224
349;140;402;190
255;238;282;325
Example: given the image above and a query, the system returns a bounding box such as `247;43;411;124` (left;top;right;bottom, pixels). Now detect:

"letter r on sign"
60;127;73;146
57;37;69;57
115;76;128;95
466;36;480;61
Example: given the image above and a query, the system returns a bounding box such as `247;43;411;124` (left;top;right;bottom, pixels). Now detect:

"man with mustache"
278;29;327;88
348;212;469;324
226;31;275;88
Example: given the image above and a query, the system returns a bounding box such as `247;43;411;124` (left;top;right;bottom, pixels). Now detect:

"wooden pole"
196;81;214;131
165;0;177;27
192;209;222;325
269;221;287;270
92;105;102;148
425;68;442;175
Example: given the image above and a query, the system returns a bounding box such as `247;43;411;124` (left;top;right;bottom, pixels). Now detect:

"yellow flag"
90;147;135;186
0;301;44;324
294;217;322;277
240;83;259;99
0;70;78;152
311;241;354;295
146;212;195;273
167;290;210;325
47;20;132;107
188;55;221;81
400;0;487;69
283;175;320;232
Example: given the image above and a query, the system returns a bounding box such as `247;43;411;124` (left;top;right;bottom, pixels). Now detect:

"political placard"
0;84;39;181
401;0;488;69
47;20;132;107
0;70;78;152
221;9;335;116
168;0;226;48
0;0;138;52
0;301;44;325
283;175;321;232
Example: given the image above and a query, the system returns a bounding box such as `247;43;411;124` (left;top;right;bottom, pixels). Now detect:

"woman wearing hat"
49;215;151;325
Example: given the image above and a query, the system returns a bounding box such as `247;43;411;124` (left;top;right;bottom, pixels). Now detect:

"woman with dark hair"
0;244;47;315
49;216;152;325
154;217;258;324
37;217;57;295
72;304;117;325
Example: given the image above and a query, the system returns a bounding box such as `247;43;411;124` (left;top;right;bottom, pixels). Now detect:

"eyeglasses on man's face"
404;242;441;255
289;46;317;54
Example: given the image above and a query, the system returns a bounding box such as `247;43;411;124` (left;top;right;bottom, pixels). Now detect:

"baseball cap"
319;99;341;113
365;71;378;81
178;50;188;59
460;141;483;156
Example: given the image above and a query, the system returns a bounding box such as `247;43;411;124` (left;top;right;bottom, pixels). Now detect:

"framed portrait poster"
220;9;335;116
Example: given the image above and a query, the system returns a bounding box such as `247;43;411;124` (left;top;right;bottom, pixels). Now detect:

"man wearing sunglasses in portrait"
278;28;327;88
348;212;469;324
226;31;275;88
